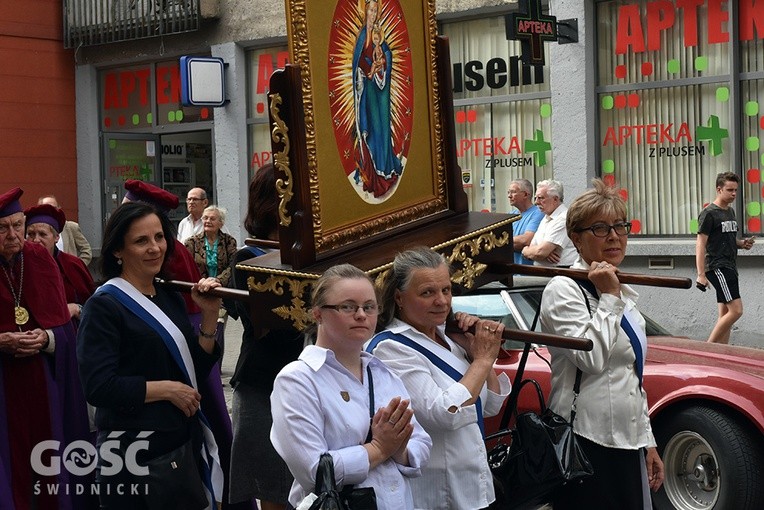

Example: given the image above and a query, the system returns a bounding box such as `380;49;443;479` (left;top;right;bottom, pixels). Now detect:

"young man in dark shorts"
695;172;755;344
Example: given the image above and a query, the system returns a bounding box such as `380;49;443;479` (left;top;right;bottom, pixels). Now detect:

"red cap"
124;180;179;213
0;187;23;218
24;204;66;233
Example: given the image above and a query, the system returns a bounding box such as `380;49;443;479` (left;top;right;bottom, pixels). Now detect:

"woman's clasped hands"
366;396;414;467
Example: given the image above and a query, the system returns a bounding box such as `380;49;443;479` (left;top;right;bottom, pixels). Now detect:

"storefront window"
442;15;553;213
246;45;289;179
596;0;764;236
99;60;214;131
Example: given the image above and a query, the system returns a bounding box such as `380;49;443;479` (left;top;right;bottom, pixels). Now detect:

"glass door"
102;133;161;222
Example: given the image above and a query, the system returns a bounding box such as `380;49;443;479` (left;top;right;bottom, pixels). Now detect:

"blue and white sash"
578;279;646;387
367;331;485;437
98;278;223;507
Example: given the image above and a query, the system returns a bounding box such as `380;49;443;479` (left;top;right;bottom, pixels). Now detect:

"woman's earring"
117;258;123;265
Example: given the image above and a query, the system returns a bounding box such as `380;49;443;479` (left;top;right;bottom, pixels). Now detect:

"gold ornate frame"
279;0;448;255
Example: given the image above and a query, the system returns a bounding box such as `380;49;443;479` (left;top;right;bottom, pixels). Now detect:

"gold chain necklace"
1;252;29;326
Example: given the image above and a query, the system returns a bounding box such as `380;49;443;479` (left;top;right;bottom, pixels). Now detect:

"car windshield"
451;284;674;348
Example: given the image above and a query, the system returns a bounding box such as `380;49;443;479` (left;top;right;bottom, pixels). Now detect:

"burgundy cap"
24;204;66;233
124;180;179;213
0;187;23;218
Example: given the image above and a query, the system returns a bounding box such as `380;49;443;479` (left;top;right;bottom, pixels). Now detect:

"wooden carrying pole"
157;280;593;352
490;263;693;289
445;319;592;352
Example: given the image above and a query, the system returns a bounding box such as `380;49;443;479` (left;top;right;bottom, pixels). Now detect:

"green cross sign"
695;115;728;156
525;129;551;166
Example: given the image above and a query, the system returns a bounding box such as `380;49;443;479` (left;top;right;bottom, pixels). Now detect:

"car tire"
653;405;764;510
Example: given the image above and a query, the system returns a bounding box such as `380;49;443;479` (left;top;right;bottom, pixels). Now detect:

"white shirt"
539;260;656;450
529;202;578;267
368;319;511;510
177;214;229;243
271;346;431;509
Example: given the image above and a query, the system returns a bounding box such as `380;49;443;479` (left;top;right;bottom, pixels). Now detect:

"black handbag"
486;302;593;510
308;453;377;510
143;439;208;510
487;374;593;510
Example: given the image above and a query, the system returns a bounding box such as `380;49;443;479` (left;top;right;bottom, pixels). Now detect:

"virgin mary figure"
352;0;403;198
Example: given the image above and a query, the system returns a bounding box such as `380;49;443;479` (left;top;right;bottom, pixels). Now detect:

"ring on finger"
388;420;396;425
483;325;491;331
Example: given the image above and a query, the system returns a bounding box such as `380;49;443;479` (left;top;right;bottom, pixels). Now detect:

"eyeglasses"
321;303;379;315
575;222;632;238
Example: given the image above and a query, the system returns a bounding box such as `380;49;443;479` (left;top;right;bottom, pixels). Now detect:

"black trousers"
553;436;645;510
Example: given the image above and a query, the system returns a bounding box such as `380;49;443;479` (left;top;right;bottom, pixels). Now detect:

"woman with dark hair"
368;246;509;510
271;264;431;509
77;202;224;509
540;179;664;509
228;164;304;510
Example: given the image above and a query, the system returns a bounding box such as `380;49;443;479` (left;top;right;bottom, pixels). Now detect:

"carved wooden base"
237;212;519;331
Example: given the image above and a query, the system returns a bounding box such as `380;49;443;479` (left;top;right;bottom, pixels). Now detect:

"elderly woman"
24;203;95;321
271;264;431;510
539;179;664;509
77;202;224;509
185;205;238;287
368;246;510;510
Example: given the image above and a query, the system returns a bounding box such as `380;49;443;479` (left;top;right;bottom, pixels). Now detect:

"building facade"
71;0;764;344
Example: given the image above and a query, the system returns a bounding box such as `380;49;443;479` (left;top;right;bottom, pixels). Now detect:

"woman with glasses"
539;179;664;509
368;247;510;510
270;264;431;510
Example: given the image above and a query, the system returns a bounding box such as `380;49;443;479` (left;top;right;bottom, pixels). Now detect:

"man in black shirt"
695;172;755;344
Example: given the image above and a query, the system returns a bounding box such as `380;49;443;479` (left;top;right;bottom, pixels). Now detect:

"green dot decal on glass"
540;104;552;118
689;218;698;233
745;102;759;116
132;114;140;126
667;59;680;74
747;202;762;217
601;96;614;110
602;160;615;174
761;153;764;166
168;111;176;122
109;139;117;149
695;56;708;71
146;113;153;124
176;110;184;121
716;87;729;102
747;137;761;151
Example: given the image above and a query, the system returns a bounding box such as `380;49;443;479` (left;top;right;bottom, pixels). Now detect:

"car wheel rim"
663;431;720;510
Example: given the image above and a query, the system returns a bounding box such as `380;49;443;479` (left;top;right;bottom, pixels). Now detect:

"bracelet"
199;325;218;339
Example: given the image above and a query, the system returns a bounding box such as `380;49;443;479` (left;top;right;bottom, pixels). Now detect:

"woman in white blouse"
539;179;664;509
368;247;510;510
270;264;431;509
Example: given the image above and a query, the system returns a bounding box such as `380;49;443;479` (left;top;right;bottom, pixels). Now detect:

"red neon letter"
257;54;275;95
676;0;703;47
119;71;136;108
646;1;675;52
615;4;646;54
739;0;764;41
103;73;119;109
707;0;730;44
135;68;151;106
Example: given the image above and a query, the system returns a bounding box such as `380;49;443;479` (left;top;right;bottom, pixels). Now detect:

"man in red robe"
0;187;90;510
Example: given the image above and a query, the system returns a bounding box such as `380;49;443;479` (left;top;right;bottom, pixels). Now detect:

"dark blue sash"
367;331;485;437
577;280;644;387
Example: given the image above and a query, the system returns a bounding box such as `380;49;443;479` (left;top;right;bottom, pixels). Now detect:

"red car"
452;278;764;510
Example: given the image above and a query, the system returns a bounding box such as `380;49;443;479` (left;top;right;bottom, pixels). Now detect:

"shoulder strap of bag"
367;331;484;437
365;365;374;444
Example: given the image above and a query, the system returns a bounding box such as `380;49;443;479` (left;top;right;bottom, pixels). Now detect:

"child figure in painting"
371;24;387;84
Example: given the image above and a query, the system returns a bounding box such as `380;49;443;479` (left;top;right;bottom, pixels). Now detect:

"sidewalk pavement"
220;317;244;415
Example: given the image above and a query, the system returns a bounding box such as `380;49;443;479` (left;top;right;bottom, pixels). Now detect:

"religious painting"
327;0;414;204
280;0;447;254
